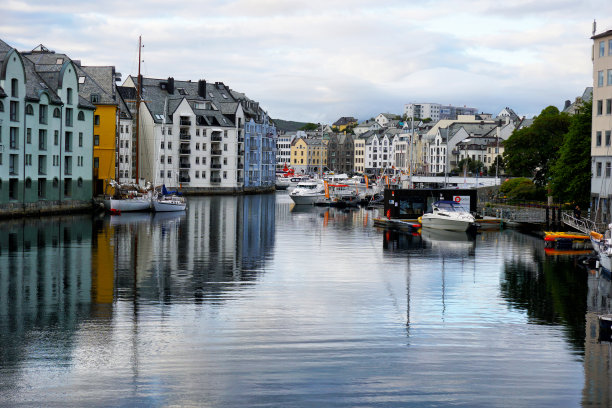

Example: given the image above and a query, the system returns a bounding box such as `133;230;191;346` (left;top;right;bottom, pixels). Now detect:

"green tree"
503;106;570;187
457;158;485;174
299;123;319;131
549;100;592;206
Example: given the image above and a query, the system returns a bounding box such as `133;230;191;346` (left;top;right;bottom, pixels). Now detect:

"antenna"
593;19;597;36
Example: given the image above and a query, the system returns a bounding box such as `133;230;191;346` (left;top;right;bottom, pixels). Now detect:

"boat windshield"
297;183;317;189
434;201;467;212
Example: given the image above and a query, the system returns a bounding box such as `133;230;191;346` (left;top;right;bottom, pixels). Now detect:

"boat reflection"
420;228;476;257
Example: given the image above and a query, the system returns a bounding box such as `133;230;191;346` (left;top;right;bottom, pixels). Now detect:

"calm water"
0;192;610;407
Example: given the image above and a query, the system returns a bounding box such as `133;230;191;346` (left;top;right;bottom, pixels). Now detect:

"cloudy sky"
2;0;612;123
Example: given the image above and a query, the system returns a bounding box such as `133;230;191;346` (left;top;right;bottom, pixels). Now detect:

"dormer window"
177;88;187;95
56;58;63;64
78;76;85;84
91;94;100;103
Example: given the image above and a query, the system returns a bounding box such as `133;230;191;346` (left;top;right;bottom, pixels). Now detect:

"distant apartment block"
591;28;612;222
404;103;478;121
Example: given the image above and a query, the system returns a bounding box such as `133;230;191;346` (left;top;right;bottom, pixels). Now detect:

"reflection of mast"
406;256;411;330
441;257;446;317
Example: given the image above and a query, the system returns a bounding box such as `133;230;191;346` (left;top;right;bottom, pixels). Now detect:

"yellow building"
332;116;358;132
354;138;365;173
291;137;328;174
80;66;120;196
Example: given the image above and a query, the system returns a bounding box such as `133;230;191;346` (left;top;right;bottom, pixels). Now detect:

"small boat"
275;177;291;190
544;231;591;249
152;185;186;212
420;200;476;232
289;180;325;205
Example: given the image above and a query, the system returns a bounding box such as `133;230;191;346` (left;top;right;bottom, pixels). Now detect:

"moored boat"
591;226;612;272
420;200;476;232
152;185;186;212
289;180;325;205
103;180;152;213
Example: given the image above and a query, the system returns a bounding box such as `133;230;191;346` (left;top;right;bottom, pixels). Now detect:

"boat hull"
153;199;186;212
421;215;474;232
103;198;151;212
591;233;612;272
289;193;324;205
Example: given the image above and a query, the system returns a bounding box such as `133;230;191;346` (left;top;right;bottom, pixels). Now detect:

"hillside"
272;119;309;133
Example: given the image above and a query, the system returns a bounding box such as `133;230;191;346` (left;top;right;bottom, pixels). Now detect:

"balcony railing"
180;119;191;126
210;163;222;169
180;133;191;140
237;163;243;169
179;148;191;155
179;162;191;169
211;135;222;142
179;176;190;183
211;149;222;156
210;177;221;183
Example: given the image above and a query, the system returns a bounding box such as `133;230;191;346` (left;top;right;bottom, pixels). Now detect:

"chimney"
198;79;206;98
167;77;174;94
564;100;571;110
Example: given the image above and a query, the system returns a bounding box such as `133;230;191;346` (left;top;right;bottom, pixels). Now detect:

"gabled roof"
333;116;357;126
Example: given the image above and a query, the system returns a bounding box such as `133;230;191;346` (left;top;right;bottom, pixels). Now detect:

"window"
25;178;32;189
597;131;602;146
25;154;32;166
39;130;47;150
91;94;100;103
11;78;18;97
53;108;60;118
607;131;611;147
54;130;59;145
195;157;199;164
94;115;100;125
38;178;46;198
79;76;85;84
26;104;33;115
160;155;164;163
39;105;48;124
94;135;99;146
10;127;18;149
608;99;612;115
9;154;17;175
161;141;164;149
167;170;171;178
67;88;73;105
607;162;611;178
167;156;172;164
600;41;606;57
195;171;199;178
167;142;172;150
0;101;3;112
598;100;603;115
196;143;200;150
65;108;73;126
599;71;604;87
609;39;612;56
202;171;206;179
160;170;164;178
38;155;46;175
223;171;227;179
65;132;72;152
224;144;227;151
224;130;228;138
79;132;83;147
78;111;85;121
10;101;18;121
608;70;612;86
94;157;99;168
26;128;32;144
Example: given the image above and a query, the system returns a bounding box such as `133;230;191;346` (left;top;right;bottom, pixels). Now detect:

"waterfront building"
363;130;394;175
0;39;94;212
290;137;327;175
591;28;612;222
276;132;298;171
326;133;354;174
115;86;135;183
23;49;123;196
121;76;275;192
354;138;366;174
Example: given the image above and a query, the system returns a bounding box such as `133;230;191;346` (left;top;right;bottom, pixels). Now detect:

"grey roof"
22;57;63;105
79;66;117;105
333;116;357;126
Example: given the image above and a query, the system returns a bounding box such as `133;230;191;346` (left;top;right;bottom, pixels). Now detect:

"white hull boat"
591;227;612;272
420;200;476;232
289;180;325;205
153;196;186;212
104;197;151;212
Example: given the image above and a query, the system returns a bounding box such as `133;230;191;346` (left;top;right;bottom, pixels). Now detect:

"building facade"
0;39;94;212
591;29;612;222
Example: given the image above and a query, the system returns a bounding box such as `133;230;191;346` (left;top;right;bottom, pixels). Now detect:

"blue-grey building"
0;40;95;214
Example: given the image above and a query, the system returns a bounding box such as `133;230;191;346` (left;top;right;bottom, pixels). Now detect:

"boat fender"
386;209;391;220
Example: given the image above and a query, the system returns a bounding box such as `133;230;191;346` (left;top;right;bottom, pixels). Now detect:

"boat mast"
409;113;414;189
135;35;142;184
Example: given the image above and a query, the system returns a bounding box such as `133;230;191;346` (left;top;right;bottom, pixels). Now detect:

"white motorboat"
275;177;291;190
420;200;476;232
591;226;612;272
152;185;186;212
289;180;325;205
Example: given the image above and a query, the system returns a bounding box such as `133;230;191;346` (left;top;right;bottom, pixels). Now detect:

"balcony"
211;134;222;142
211;149;222;156
179;162;191;169
238;136;244;143
179;148;191;155
210;163;222;169
180;118;191;126
237;162;243;169
179;176;190;183
210;177;221;183
249;144;258;151
180;133;191;140
238;149;244;155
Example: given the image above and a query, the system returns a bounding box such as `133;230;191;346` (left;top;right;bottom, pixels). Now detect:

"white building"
404;103;441;121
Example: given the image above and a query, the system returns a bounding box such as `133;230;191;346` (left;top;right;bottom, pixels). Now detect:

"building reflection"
583;269;612;406
109;195;276;304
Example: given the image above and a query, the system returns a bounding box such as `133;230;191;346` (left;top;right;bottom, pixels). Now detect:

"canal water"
0;192;610;407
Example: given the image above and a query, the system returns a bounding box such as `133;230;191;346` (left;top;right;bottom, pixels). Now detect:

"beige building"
354;138;366;174
290;137;327;175
591;28;612;221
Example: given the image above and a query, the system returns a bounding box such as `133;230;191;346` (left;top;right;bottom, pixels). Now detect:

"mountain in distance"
272;118;309;133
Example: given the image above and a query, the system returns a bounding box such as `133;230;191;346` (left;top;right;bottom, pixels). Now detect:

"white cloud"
2;1;612;123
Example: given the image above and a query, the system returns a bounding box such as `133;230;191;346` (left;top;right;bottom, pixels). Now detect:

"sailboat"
103;36;152;213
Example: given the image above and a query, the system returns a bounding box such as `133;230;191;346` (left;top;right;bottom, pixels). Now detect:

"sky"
2;0;612;124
